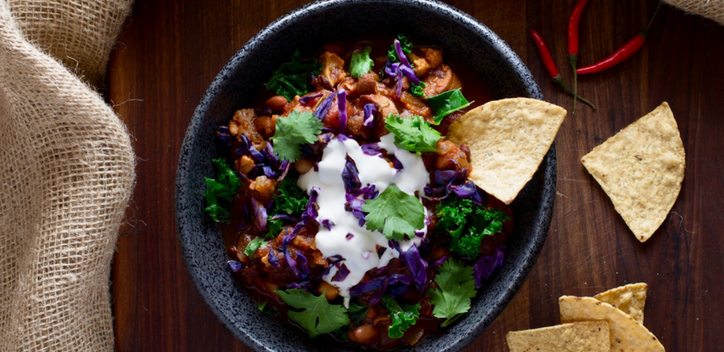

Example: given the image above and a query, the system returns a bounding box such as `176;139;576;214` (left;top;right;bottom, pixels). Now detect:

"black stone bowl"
176;0;554;351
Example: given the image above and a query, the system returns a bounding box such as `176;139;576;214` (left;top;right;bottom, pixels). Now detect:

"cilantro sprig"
266;50;322;101
436;198;509;258
385;115;441;153
350;46;374;79
361;184;425;241
382;295;421;339
427;258;477;327
427;88;471;124
271;110;323;162
277;288;350;338
204;158;242;223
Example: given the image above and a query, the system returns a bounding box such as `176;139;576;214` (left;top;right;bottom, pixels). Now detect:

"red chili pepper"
567;0;590;113
530;30;595;110
577;2;660;75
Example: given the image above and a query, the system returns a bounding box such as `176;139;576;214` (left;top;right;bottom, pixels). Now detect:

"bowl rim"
176;0;552;351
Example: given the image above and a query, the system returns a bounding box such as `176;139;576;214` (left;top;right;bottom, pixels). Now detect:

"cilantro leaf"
382;295;420;339
350;46;374;79
436;198;509;258
204;158;241;223
387;34;413;63
385;115;441;153
362;184;425;241
277;288;350;338
266;50;322;101
243;237;267;258
271;110;323;162
427;258;477;327
409;82;426;97
427;88;471;124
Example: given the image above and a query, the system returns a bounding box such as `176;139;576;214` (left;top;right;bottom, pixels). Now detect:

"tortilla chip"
559;296;665;351
594;283;648;324
447;98;566;204
581;102;685;242
506;321;610;352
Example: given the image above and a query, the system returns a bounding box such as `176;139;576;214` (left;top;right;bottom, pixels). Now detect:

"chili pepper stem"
641;1;662;38
569;55;578;114
551;75;596;110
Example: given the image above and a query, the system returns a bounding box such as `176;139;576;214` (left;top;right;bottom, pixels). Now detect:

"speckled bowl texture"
176;0;554;351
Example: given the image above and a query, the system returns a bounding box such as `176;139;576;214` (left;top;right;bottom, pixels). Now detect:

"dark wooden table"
109;0;724;350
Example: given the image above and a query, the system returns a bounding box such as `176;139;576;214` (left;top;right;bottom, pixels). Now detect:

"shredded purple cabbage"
320;219;333;230
270;213;299;223
451;180;484;205
393;39;411;67
337;90;348;133
267;248;280;267
337;134;349;143
234;134;251;156
473;245;506;288
287;281;311;290
353;185;379;200
250;197;267;230
398;64;420;85
227;260;243;273
344;193;366;226
342;155;361;193
390;155;403;171
300;93;323;104
314;92;335;120
363;103;377;128
433;255;449;267
262;165;276;178
327;255;344;264
216;125;233;148
360;143;382;156
278;161;291;181
331;264;350;282
249;145;266;164
349;273;412;296
401;244;428;291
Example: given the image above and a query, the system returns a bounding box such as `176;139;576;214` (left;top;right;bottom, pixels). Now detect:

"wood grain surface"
109;0;724;350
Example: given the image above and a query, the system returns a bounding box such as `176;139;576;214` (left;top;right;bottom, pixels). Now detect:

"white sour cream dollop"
297;134;429;304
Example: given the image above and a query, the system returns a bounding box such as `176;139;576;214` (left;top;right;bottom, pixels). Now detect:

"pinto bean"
265;95;288;112
348;324;379;344
294;158;315;174
318;281;339;301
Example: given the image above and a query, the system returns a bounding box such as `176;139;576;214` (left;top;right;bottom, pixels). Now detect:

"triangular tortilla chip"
581;102;685;242
559;296;665;351
506;321;610;352
447;98;566;204
594;283;648;324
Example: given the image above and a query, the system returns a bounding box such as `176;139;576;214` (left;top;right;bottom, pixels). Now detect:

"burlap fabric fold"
0;0;134;351
665;0;724;25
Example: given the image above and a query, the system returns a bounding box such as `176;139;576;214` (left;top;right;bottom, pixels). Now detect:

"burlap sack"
665;0;724;25
0;0;134;350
